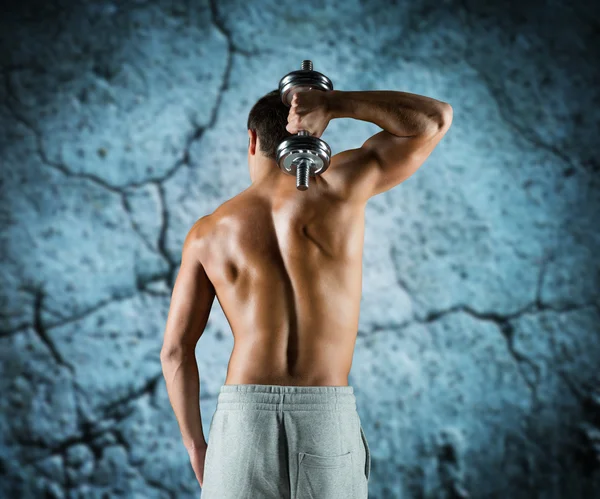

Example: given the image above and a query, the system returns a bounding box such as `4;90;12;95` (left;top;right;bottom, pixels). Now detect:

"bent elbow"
437;103;453;131
160;343;188;365
422;103;452;137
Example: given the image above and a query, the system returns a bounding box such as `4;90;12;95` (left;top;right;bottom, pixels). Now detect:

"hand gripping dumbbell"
276;60;334;191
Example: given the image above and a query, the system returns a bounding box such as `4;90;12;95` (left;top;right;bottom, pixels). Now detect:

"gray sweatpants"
201;384;371;499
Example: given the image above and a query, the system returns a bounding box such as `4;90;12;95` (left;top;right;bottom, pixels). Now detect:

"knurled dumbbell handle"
294;62;314;140
294;130;311;190
296;158;311;191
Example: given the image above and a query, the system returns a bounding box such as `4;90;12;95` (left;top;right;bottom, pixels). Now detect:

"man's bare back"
190;89;454;389
197;172;366;387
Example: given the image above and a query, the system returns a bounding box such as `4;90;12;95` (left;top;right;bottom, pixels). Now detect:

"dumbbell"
276;60;334;191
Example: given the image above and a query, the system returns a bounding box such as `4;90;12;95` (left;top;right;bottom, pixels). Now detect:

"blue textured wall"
1;1;599;498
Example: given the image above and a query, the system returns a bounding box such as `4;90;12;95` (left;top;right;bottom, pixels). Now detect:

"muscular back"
198;174;366;386
184;93;452;387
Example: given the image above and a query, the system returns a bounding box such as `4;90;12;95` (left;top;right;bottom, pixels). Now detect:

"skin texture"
160;89;452;488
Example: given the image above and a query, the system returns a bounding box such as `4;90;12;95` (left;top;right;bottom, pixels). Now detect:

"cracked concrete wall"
1;0;599;498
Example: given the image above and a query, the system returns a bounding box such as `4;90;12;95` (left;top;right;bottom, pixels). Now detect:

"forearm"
327;90;450;137
161;348;205;450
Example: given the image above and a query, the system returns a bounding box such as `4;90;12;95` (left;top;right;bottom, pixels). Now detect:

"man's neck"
250;163;299;194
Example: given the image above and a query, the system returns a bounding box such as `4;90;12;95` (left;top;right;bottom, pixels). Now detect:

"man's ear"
248;129;257;155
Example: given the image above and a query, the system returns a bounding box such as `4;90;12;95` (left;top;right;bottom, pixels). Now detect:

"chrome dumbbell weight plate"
276;133;331;191
276;133;331;177
279;70;333;106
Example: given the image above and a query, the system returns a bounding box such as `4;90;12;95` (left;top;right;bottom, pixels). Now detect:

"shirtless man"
160;87;452;498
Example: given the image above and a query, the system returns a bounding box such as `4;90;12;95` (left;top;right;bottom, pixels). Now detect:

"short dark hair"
247;89;292;161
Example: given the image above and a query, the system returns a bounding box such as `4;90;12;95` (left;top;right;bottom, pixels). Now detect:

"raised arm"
322;90;452;201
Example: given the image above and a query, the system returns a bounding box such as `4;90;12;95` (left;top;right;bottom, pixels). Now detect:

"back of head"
247;89;292;161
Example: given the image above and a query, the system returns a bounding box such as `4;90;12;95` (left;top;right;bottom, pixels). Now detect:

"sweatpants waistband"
216;384;357;412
